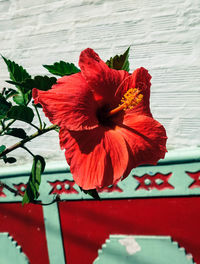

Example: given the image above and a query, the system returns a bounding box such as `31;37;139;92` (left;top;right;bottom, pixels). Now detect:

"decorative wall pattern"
1;149;200;202
133;172;174;191
58;197;200;264
0;149;200;263
0;233;29;264
94;235;195;264
187;171;200;189
0;203;49;263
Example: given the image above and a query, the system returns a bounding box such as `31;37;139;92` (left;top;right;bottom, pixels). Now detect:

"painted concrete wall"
0;0;200;166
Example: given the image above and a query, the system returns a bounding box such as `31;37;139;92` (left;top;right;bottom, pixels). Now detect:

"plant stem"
0;180;22;196
0;180;60;205
21;146;35;157
0;124;57;158
29;122;40;131
34;105;43;130
0;120;5;131
0;119;15;135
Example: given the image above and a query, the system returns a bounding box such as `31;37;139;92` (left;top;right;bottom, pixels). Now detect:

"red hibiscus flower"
33;48;167;190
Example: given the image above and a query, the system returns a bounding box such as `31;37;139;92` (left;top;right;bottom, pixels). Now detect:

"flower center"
96;104;115;127
108;88;143;117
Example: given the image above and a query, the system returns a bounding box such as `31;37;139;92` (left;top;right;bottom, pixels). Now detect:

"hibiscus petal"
32;73;98;131
117;114;167;178
59;126;129;190
126;67;152;117
79;48;129;108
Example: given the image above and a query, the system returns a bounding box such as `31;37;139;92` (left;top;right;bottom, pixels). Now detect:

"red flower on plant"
33;48;167;190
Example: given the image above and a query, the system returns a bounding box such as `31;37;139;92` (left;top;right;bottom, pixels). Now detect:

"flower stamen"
108;88;143;117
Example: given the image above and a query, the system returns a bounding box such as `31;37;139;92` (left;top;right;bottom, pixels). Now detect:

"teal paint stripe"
98;161;200;199
157;148;200;165
0;148;200;202
1;148;200;178
0;161;70;179
42;203;65;264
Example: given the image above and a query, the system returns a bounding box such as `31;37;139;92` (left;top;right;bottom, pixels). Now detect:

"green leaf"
106;47;130;72
22;190;30;205
2;155;17;163
0;145;6;154
80;187;100;200
6;81;33;105
13;92;23;105
43;61;80;77
2;56;32;105
0;94;12;119
4;157;17;163
29;76;57;91
5;84;31;106
4;88;18;100
12;90;28;105
22;155;45;205
2;56;31;84
55;126;60;133
7;105;34;123
5;128;27;139
7;75;57;92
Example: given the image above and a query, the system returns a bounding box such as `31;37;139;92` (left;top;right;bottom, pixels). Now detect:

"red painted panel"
0;203;49;264
59;197;200;264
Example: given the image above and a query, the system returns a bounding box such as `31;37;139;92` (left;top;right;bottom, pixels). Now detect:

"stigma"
108;88;143;117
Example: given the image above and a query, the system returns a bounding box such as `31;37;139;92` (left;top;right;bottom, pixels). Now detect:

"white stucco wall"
0;0;200;166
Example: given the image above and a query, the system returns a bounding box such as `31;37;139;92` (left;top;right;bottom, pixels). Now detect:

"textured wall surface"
0;0;200;166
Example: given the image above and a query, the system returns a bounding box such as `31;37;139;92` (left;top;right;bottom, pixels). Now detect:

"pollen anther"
121;88;143;110
108;88;143;117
